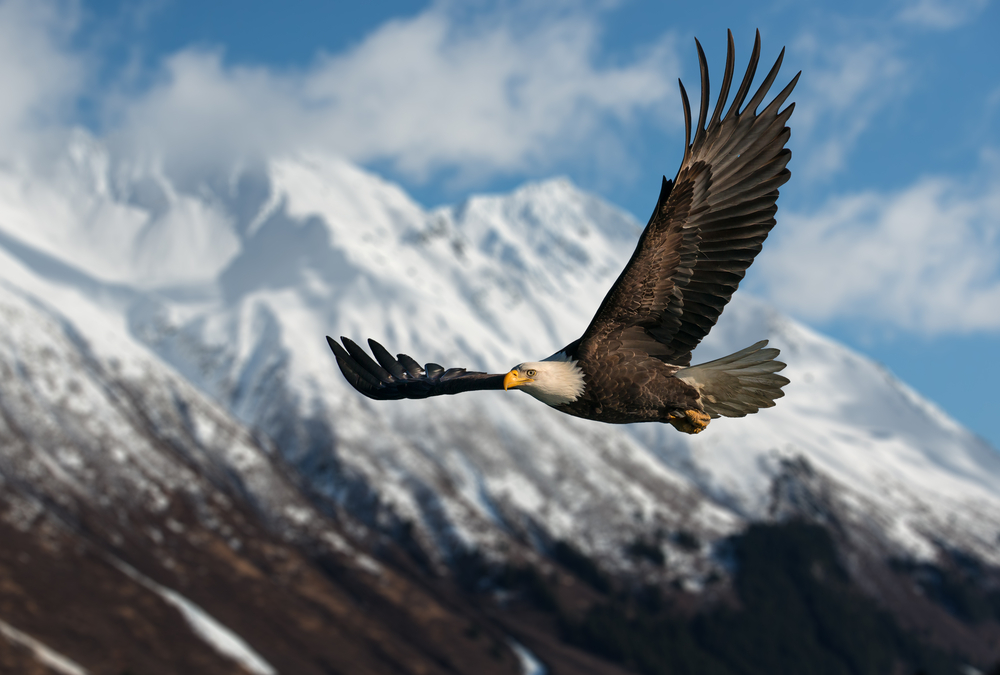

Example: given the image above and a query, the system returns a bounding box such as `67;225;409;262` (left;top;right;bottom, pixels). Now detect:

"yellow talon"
668;409;711;435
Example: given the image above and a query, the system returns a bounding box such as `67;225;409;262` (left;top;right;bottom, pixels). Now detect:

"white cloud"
105;4;680;185
2;0;994;340
896;0;989;29
789;32;908;180
755;168;1000;334
0;0;85;158
761;6;1000;337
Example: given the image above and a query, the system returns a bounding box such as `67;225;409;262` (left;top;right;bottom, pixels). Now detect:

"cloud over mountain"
756;165;1000;333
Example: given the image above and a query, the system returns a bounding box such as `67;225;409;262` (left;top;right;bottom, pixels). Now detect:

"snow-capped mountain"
2;134;1000;671
5;133;1000;568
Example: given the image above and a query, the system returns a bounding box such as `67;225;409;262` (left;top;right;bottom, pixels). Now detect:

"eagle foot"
668;409;711;435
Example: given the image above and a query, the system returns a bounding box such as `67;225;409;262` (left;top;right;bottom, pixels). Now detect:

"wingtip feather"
692;37;710;149
678;78;693;163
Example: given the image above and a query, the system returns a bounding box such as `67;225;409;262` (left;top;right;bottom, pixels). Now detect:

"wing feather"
690;38;711;151
707;32;736;132
575;30;798;366
368;339;408;379
327;337;505;400
396;352;425;378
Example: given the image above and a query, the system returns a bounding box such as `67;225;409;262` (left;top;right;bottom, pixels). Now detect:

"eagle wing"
328;336;505;400
575;31;799;367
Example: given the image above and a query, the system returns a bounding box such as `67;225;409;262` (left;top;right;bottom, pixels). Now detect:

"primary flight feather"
328;30;796;435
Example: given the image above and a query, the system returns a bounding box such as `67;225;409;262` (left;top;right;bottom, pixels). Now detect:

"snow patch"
111;559;276;675
509;639;547;675
0;618;89;675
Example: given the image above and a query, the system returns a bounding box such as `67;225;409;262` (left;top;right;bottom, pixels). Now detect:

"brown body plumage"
553;352;695;425
328;31;796;434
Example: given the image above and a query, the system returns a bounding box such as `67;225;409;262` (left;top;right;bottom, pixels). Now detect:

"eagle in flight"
328;31;797;435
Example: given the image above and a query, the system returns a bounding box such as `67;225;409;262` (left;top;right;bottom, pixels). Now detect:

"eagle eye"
526;369;537;377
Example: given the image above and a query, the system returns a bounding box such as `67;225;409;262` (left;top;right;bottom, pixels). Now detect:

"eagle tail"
677;340;789;418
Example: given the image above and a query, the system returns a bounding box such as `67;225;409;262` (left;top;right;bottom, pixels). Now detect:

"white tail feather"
677;341;789;419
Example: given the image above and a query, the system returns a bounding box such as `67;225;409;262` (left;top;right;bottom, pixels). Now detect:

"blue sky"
3;0;999;448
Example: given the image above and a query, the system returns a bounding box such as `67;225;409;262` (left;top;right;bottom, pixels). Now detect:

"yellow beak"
503;369;533;390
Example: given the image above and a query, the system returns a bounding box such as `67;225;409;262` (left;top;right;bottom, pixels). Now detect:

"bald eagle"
328;31;797;435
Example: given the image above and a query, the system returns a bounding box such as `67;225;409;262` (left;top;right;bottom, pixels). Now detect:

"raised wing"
576;31;799;366
328;337;505;400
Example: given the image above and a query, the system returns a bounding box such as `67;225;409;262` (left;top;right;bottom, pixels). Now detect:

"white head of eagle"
503;352;585;407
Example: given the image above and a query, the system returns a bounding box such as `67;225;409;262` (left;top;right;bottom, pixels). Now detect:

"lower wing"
328;337;506;400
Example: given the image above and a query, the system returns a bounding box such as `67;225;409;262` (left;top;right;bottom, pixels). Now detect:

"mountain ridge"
1;139;999;671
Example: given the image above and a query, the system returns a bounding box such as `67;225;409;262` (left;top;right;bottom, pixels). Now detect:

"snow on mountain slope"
0;184;547;674
1;138;999;584
0;219;373;570
0;133;242;289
